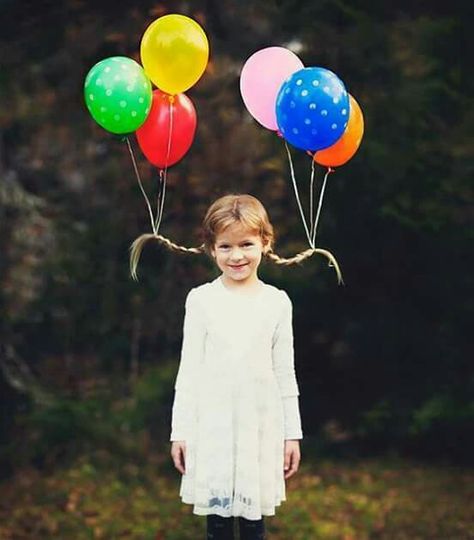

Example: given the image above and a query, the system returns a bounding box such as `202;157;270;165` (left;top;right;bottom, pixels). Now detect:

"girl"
168;194;303;540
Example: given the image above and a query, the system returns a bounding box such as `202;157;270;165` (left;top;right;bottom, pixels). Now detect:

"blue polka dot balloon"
276;67;350;151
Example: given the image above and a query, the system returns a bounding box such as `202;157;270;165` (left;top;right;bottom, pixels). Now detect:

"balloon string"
309;157;316;237
154;98;174;233
154;172;166;233
284;140;313;248
311;166;334;247
126;136;157;235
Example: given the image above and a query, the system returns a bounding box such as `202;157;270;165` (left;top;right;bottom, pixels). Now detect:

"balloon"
314;95;364;167
84;56;152;134
140;14;209;95
275;67;350;151
240;47;304;131
136;89;197;168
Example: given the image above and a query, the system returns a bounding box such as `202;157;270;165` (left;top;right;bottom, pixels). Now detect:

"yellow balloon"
140;14;209;95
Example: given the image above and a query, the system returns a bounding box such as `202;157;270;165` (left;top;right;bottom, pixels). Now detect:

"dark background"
1;0;472;482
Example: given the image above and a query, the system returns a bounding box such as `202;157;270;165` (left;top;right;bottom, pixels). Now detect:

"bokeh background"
1;1;472;538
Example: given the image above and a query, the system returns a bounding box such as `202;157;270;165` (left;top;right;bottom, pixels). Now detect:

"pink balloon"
240;47;304;131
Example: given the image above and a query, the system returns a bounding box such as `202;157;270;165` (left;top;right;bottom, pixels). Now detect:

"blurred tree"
0;0;472;469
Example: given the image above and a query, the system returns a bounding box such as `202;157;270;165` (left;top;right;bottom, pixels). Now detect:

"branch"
0;343;54;406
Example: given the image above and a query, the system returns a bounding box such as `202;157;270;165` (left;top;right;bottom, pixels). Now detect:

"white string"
155;97;174;233
284;141;313;248
309;157;316;237
126;137;157;235
311;167;333;247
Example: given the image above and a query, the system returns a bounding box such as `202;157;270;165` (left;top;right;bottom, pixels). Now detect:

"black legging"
206;514;265;540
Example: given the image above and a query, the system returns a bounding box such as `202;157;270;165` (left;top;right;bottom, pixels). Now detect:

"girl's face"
211;222;268;285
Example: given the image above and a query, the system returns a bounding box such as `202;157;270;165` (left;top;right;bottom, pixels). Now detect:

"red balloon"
136;89;197;168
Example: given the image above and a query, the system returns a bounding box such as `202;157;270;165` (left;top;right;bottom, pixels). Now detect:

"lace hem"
179;484;286;521
180;493;287;520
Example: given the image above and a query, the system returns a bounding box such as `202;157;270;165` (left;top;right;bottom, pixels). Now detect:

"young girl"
168;194;304;540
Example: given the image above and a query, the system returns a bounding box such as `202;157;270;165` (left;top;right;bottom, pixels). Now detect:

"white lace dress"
170;275;303;520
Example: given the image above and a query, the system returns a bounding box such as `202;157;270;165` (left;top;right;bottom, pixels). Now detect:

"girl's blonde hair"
129;193;343;283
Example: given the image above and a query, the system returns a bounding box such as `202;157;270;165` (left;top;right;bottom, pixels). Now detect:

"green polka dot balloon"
84;56;152;134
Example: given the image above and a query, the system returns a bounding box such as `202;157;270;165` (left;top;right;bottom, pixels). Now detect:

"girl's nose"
230;248;244;260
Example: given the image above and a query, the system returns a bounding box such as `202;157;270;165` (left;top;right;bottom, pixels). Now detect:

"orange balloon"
314;94;364;167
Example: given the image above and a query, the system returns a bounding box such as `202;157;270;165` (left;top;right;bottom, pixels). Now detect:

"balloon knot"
112;133;129;143
168;95;175;104
276;130;283;138
306;150;314;158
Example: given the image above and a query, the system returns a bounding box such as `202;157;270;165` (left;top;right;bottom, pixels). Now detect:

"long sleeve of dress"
170;288;207;442
282;396;303;439
272;291;303;440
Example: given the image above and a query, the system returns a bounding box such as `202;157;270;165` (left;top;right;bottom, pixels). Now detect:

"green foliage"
358;399;394;435
7;365;177;469
119;364;176;434
411;394;474;434
22;396;120;466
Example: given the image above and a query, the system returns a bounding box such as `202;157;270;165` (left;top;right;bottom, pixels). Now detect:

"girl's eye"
218;243;253;249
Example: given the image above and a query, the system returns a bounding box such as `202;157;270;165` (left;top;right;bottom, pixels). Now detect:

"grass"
0;452;472;539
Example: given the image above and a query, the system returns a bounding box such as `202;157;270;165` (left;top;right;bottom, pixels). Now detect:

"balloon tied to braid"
84;19;362;285
283;141;343;284
241;50;365;286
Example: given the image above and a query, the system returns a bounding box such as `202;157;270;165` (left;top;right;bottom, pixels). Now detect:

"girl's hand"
284;440;300;479
171;441;186;474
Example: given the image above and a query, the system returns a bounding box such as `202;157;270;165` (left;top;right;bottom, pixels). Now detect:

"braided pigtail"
129;233;205;281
